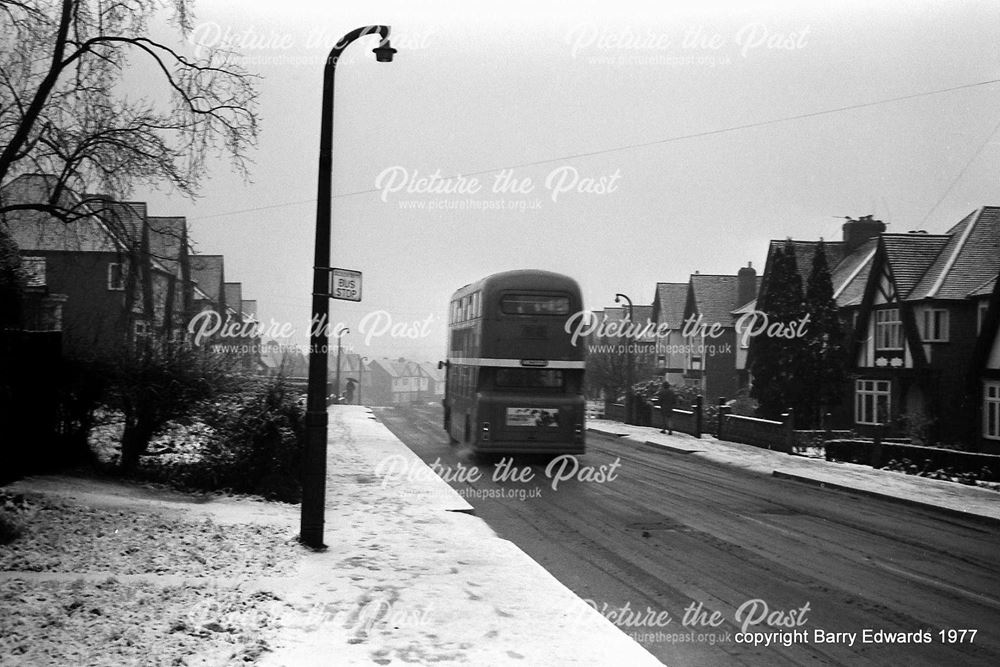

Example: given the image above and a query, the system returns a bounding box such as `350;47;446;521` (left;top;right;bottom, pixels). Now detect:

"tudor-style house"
755;210;1000;451
850;207;1000;450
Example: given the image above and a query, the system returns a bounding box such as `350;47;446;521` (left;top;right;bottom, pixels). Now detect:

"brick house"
417;361;446;401
3;173;258;364
650;282;689;385
680;265;759;401
4;175;149;359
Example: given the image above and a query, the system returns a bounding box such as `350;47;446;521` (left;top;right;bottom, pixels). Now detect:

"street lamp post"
301;26;396;549
615;293;634;425
358;356;368;405
335;327;349;404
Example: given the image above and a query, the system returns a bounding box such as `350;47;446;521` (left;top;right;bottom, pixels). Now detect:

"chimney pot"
842;215;886;252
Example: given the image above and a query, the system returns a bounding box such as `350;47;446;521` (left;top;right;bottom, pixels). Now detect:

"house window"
874;308;902;350
108;262;126;290
920;308;949;342
134;320;150;338
22;256;46;287
979;302;990;334
856;379;891;425
985;382;1000;441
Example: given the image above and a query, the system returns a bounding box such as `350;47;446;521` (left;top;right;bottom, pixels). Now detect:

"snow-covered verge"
0;490;304;665
1;579;279;665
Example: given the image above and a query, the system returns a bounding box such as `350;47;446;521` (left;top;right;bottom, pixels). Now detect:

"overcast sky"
134;0;1000;361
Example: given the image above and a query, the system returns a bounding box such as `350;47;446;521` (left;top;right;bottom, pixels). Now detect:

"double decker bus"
443;269;586;454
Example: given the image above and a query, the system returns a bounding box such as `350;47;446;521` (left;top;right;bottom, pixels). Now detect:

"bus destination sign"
331;268;362;302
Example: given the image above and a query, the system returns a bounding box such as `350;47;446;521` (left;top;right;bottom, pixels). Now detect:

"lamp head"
373;41;396;62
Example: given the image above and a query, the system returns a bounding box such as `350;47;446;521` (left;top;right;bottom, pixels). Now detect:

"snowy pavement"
258;405;664;666
586;419;1000;525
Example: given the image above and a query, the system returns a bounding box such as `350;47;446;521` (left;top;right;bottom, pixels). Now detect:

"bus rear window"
501;294;570;315
495;369;564;389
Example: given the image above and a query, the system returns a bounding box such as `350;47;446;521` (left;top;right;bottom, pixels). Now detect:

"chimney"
842;214;886;252
737;261;757;307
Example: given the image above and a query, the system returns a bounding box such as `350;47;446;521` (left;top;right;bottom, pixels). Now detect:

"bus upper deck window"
501;294;570;315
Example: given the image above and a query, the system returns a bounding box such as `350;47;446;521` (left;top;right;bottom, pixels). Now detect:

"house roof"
879;233;951;298
371;358;420;377
224;283;243;314
2;174;121;253
190;255;225;303
331;352;362;374
908;206;1000;301
652;282;688;327
830;238;877;307
98;199;146;246
687;274;759;326
418;361;445;382
147;216;187;275
968;275;997;298
759;239;847;307
241;299;258;320
762;206;1000;310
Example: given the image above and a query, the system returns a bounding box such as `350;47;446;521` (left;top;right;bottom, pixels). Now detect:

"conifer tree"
750;239;805;419
801;240;846;427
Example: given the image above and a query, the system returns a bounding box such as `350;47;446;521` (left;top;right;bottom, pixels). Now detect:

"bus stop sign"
331;268;362;301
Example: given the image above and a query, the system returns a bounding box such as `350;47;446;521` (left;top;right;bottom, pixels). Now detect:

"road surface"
375;405;1000;666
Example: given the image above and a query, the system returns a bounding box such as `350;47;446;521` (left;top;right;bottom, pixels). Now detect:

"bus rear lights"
482;422;491;441
574;424;584;442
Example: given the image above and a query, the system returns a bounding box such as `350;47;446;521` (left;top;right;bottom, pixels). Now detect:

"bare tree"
584;343;658;403
0;0;259;227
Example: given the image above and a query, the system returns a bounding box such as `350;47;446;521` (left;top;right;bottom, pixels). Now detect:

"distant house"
418;361;446;400
651;281;692;385
190;254;227;322
146;215;193;341
260;339;308;378
680;264;759;400
366;358;425;405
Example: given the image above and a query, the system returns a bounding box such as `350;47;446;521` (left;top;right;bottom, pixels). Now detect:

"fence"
654;396;702;438
825;439;1000;480
716;407;795;453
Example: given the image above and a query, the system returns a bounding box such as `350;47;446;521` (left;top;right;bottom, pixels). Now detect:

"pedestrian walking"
656;381;677;434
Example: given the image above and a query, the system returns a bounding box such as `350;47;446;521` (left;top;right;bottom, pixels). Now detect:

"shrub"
894;409;936;447
0;492;32;545
0;512;25;545
137;376;305;503
196;377;305;502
